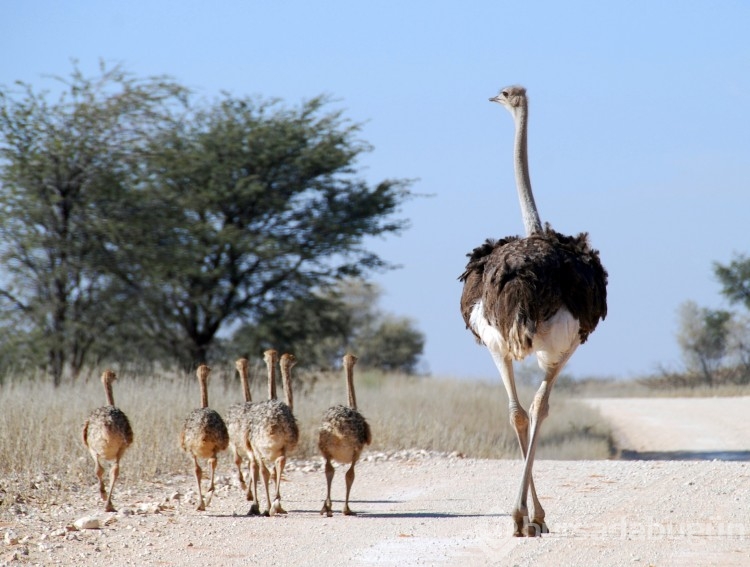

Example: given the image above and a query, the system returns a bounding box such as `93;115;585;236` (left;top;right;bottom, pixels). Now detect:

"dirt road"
585;396;750;460
3;398;749;566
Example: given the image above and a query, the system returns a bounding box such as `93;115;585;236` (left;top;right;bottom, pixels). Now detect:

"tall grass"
0;366;615;488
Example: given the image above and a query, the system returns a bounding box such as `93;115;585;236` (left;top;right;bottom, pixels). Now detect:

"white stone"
73;516;101;530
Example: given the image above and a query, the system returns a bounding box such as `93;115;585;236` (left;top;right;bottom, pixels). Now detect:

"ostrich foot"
514;513;548;537
104;502;116;513
247;503;261;516
321;500;333;517
532;516;549;535
512;510;527;537
524;519;548;537
270;499;287;515
196;499;206;512
342;505;357;516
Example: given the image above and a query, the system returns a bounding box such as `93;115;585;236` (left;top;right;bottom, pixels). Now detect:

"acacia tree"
724;315;750;383
676;300;732;386
714;254;750;382
715;254;750;310
0;63;186;384
134;95;413;366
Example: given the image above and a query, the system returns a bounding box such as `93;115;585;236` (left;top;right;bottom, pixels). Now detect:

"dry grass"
0;366;615;496
297;369;614;461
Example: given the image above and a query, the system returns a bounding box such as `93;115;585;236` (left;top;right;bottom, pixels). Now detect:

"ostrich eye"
501;90;509;98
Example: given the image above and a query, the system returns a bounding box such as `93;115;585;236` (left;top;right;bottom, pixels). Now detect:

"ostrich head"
280;353;297;369
101;369;117;385
235;357;249;374
489;85;527;116
263;349;278;366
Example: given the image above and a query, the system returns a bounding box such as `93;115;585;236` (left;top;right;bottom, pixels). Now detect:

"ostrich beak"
489;95;502;103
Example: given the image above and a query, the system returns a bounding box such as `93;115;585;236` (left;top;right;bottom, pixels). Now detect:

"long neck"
103;378;115;406
344;360;357;410
513;105;543;236
280;361;294;412
199;376;209;408
267;363;277;400
240;366;251;403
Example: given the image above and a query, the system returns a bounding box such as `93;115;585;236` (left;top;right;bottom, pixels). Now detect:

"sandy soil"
2;398;749;567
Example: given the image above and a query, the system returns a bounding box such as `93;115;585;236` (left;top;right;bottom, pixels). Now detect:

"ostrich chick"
319;354;372;517
247;350;299;516
82;369;134;512
180;364;229;511
225;357;258;498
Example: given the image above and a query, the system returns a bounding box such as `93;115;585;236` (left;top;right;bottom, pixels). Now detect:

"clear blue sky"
3;1;749;380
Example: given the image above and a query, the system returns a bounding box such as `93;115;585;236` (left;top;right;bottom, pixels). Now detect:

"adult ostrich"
459;85;608;537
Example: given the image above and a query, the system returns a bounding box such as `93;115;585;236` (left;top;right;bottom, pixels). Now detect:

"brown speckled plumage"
319;405;372;450
318;354;372;517
225;357;258;500
180;364;229;511
82;370;133;512
246;350;299;516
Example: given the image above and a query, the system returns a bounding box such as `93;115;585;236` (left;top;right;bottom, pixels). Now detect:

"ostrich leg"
512;346;577;537
491;351;548;536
